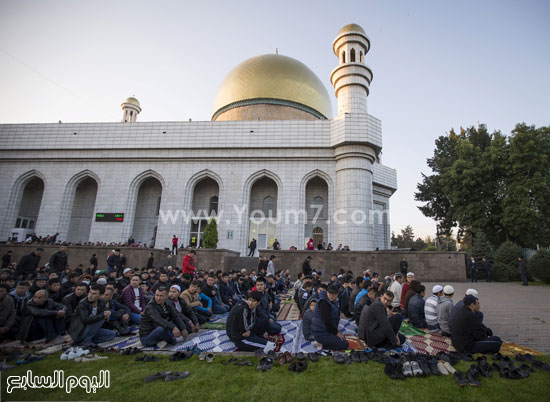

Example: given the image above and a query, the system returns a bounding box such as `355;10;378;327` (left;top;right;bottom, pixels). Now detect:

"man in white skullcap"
437;285;455;337
425;284;443;333
449;288;483;327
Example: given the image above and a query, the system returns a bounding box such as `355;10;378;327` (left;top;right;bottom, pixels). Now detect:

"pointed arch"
300;169;334;247
350;48;356;62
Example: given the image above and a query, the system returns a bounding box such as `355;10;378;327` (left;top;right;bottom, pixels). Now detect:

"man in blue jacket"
311;284;349;350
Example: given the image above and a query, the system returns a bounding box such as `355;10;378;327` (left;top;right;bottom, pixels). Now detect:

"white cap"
407;272;415;277
432;285;443;293
466;288;479;297
241;269;247;274
170;285;181;293
444;285;455;295
96;278;107;285
123;268;133;274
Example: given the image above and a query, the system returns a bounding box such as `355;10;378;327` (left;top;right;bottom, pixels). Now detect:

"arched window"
263;196;274;216
360;51;363;63
209;196;218;215
342;51;346;63
350;48;356;62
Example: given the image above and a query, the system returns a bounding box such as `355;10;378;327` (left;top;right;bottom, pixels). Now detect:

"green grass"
2;353;550;402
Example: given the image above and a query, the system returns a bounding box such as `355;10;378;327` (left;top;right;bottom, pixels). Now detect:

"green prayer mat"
200;322;227;330
399;321;426;336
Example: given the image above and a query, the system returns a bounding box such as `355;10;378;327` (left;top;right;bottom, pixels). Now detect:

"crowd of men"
1;247;502;356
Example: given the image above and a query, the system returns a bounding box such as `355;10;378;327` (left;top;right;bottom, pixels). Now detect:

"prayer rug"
500;342;543;357
406;333;455;355
199;322;226;330
399;321;427;337
276;303;301;321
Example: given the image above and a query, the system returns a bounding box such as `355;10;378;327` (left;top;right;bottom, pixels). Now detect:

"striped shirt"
424;295;439;325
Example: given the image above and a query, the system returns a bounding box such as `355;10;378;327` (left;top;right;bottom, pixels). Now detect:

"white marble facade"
0;24;397;254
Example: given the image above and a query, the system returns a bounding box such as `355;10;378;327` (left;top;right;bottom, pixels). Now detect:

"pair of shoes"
120;347;141;355
403;361;423;376
289;360;307;372
170;351;193;361
454;370;468;387
36;344;63;355
532;360;550;372
350;350;366;363
466;364;481;386
294;352;306;361
384;362;405;380
477;361;493;378
222;357;238;366
61;347;89;361
333;352;350;364
515;353;535;363
308;352;319;362
165;371;190;382
492;352;505;361
144;371;173;383
234;358;253;366
437;360;456;375
278;351;292;365
74;354;108;363
136;354;160;362
256;357;274;371
17;354;46;365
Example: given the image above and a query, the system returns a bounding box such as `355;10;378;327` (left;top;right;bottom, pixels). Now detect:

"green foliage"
494;241;523;281
391;226;428;250
415;123;550;248
471;232;494;262
529;249;550;284
492;261;516;282
424;245;437;251
202;219;218;249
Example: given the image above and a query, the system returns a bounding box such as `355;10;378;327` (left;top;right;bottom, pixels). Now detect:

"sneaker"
37;344;63;355
466;365;481;387
68;347;89;360
443;361;457;374
402;361;413;376
156;341;168;350
60;348;74;360
263;341;276;354
144;371;173;383
410;360;423;376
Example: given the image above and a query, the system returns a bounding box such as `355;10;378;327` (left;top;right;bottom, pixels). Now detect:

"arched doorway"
305;176;328;248
131;177;162;246
13;177;44;239
66;177;98;243
249;177;278;250
189;177;219;247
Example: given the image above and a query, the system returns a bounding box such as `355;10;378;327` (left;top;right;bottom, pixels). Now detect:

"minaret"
121;96;141;122
331;24;376;250
330;24;372;115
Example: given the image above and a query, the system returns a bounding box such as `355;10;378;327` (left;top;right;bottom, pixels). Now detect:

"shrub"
491;262;515;282
424;245;437;251
529;249;550;284
202;219;218;249
494;241;523;281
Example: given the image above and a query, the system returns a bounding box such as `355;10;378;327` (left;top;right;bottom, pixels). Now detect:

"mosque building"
0;23;397;255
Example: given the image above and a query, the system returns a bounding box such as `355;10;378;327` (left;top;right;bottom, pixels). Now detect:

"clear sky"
1;0;548;239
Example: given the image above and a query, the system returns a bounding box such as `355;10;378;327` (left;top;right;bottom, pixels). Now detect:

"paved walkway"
423;282;550;354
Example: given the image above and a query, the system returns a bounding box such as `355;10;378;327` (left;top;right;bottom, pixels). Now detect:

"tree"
202;219;218;249
416;123;550;248
529;249;550;284
471;232;494;262
391;225;415;249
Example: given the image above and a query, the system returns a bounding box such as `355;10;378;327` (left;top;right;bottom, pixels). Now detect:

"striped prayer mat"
405;333;455;355
500;342;543;356
276;303;301;321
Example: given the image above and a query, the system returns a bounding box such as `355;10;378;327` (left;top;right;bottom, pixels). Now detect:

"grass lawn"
509;281;550;287
2;353;550;402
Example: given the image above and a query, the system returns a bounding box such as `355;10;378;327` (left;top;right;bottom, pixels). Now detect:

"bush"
491;261;516;282
202;219;218;249
424;245;437;251
529;249;550;283
494;241;523;281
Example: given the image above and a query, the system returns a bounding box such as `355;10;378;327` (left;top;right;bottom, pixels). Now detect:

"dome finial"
121;96;141;123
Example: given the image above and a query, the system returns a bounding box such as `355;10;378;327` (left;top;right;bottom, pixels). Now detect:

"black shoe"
294;361;307;372
144;371;173;383
418;358;432;375
466;365;481;387
454;370;468;387
164;371;190;382
256;357;274;371
333;353;346;364
308;352;319;362
430;358;441;376
222;357;237;366
294;352;306;361
532;360;550;371
350;351;362;363
516;353;535;363
477;362;492;378
384;362;404;380
492;352;504;361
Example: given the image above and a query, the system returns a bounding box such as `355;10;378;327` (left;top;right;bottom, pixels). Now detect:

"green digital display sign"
95;213;124;222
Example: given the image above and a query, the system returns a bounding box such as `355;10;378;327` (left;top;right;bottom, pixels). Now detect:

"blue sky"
1;0;548;239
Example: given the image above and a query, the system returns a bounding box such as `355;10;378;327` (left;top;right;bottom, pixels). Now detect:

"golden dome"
123;96;140;107
338;23;366;36
212;54;332;120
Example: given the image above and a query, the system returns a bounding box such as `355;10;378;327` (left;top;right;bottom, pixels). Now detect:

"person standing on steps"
248;238;257;257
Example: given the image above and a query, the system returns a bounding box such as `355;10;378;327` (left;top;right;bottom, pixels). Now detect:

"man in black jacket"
450;295;502;354
399;257;408;276
139;287;188;347
302;256;313;276
101;287;132;336
146;253;154;269
16;248;43;279
518;257;528;286
49;245;68;274
1;251;12;268
106;249;121;276
63;283;88;324
167;285;198;333
69;284;116;346
17;289;67;343
227;290;275;352
362;290;405;348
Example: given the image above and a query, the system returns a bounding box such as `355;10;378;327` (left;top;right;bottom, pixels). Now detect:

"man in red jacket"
400;272;414;311
182;250;197;276
171;235;179;255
